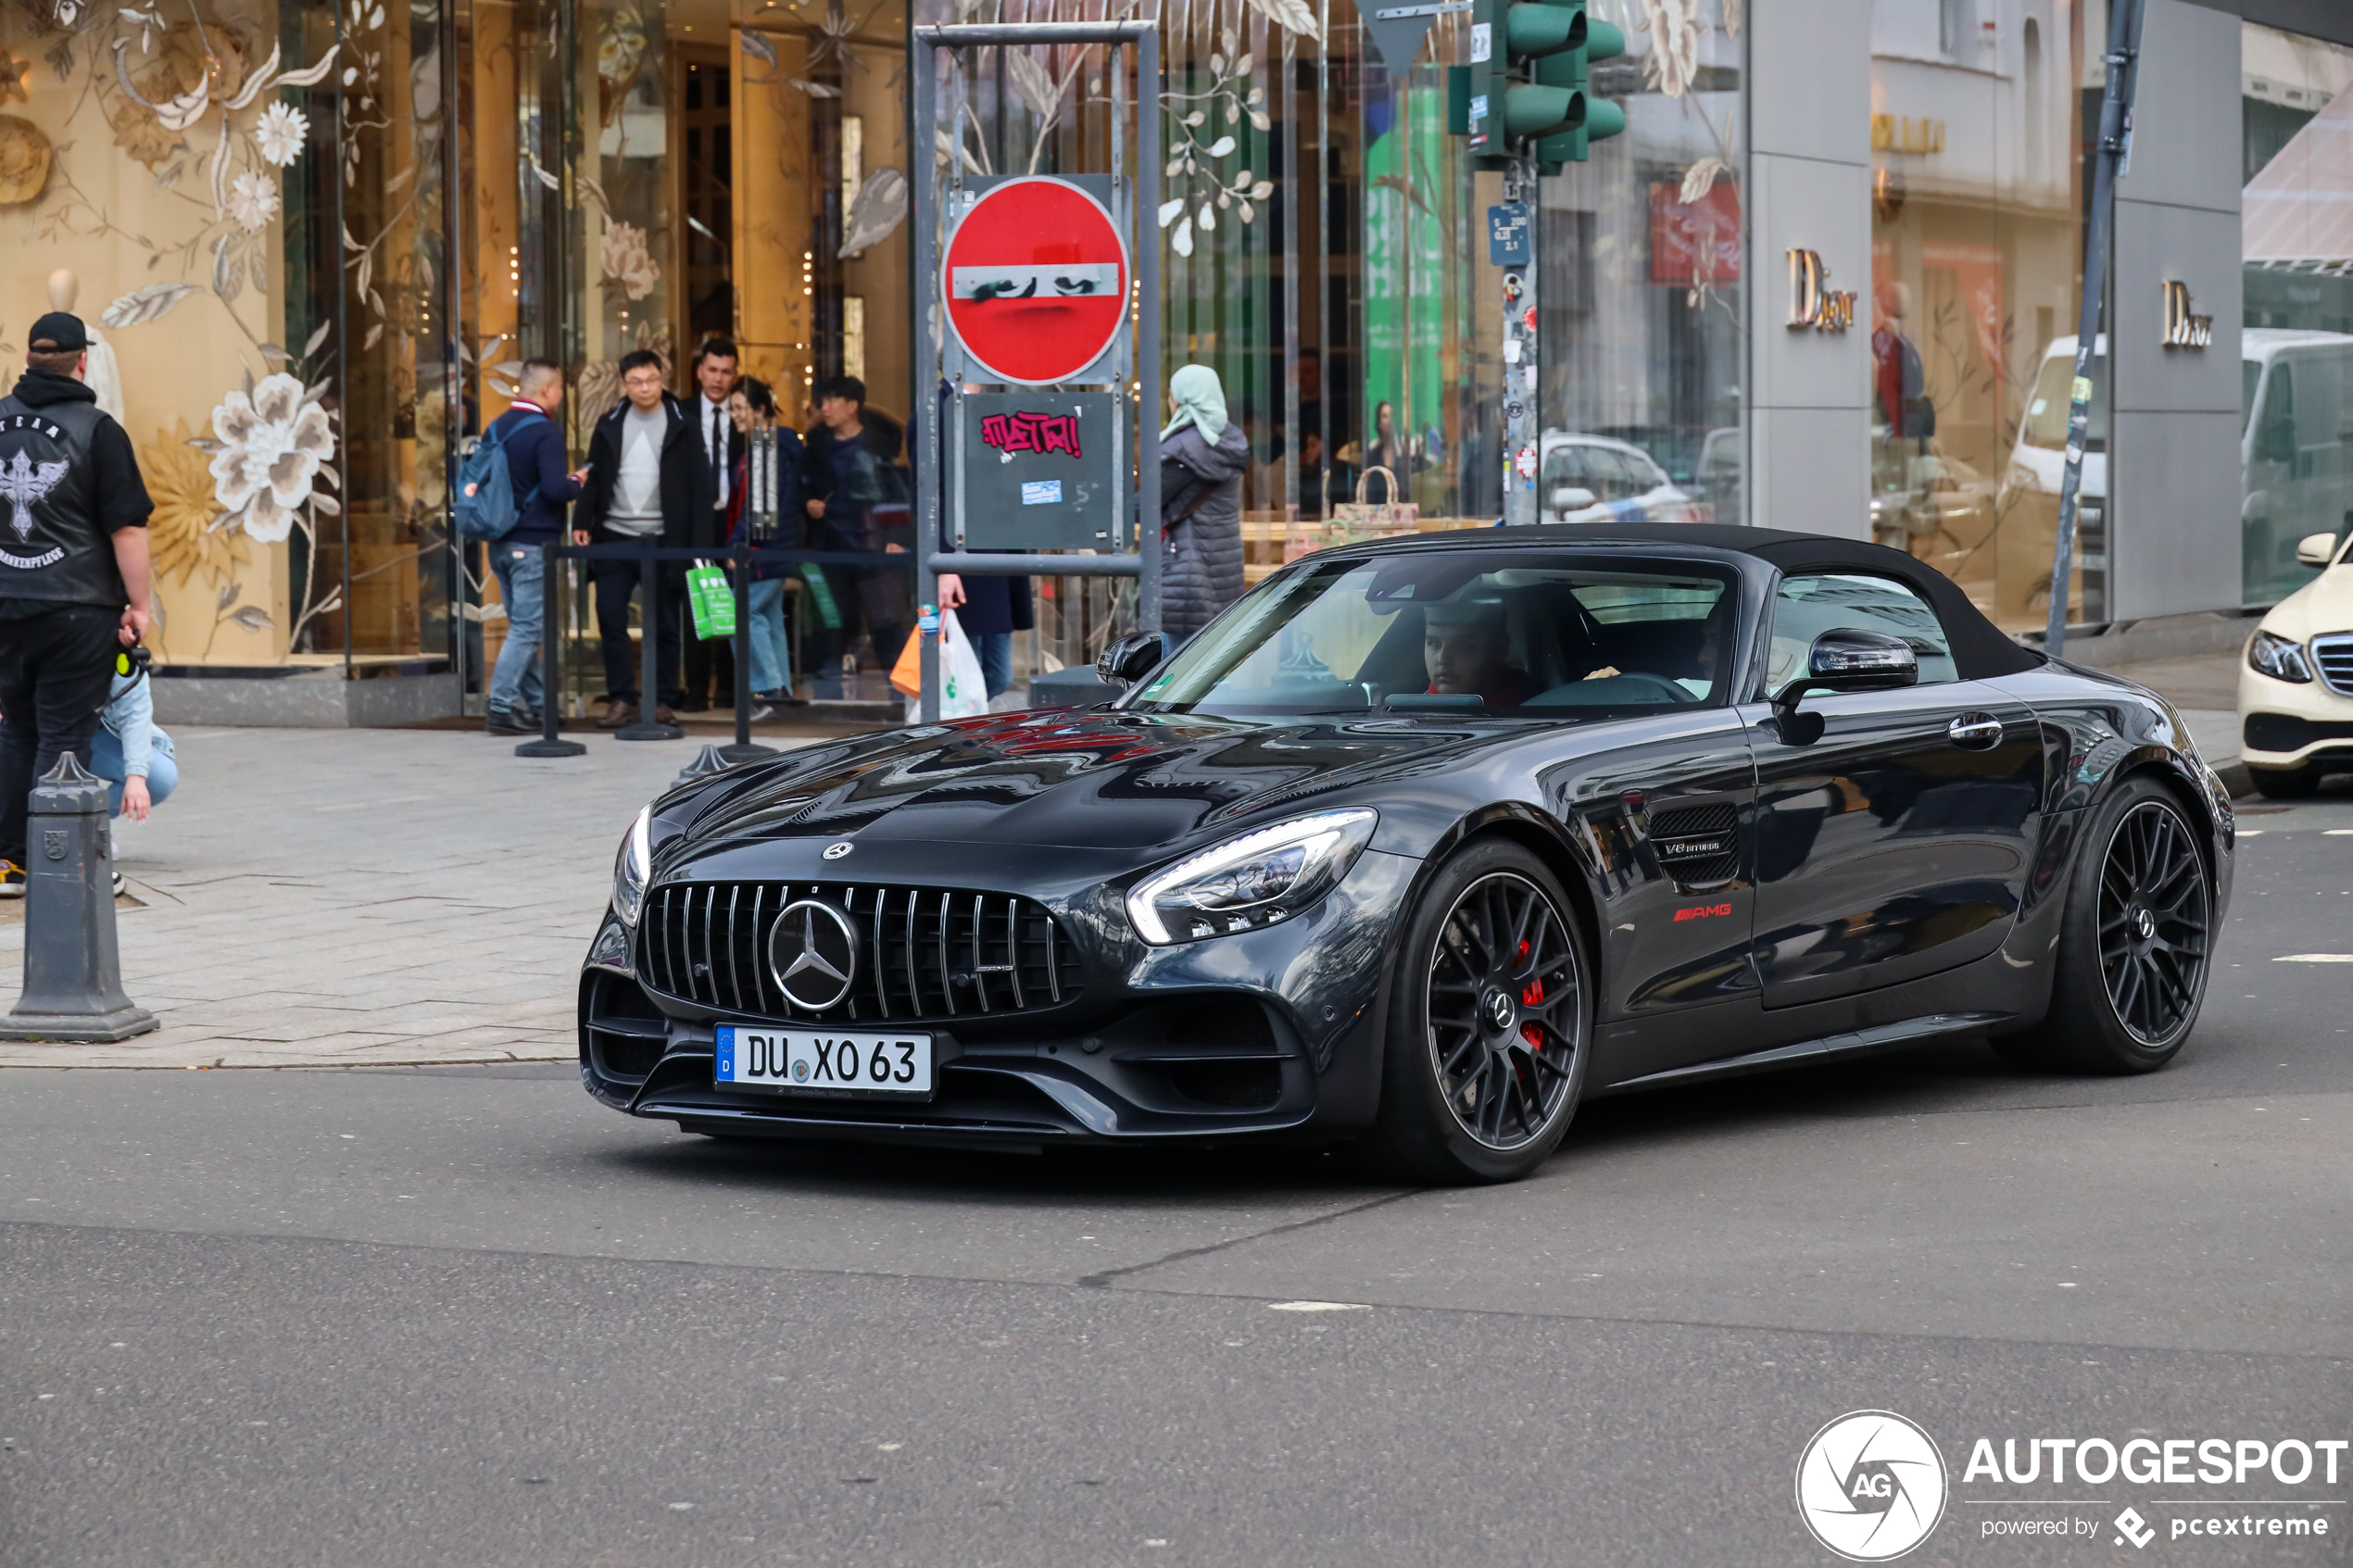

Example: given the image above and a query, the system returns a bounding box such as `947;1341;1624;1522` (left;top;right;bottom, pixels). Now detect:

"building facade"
0;0;2344;715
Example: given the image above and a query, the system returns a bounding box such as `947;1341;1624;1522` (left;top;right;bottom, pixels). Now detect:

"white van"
2004;331;2353;605
2242;328;2353;604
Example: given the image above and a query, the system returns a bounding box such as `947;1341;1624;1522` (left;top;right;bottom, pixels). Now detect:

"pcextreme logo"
1797;1411;1950;1561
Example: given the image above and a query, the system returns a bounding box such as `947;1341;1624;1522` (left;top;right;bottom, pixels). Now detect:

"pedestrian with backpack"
458;359;586;735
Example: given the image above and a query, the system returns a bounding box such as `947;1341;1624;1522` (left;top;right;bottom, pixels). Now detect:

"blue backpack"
453;410;546;542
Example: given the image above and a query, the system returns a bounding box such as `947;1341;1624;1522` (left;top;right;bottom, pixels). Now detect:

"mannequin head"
48;270;77;312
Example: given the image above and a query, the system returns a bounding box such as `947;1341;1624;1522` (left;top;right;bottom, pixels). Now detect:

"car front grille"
2313;633;2353;697
636;881;1082;1022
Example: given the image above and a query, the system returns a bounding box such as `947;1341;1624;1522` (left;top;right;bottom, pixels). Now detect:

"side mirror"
1096;631;1167;687
1550;485;1596;511
2296;532;2341;569
1772;628;1919;717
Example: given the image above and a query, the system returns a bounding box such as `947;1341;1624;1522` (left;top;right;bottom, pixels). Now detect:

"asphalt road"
4;791;2351;1566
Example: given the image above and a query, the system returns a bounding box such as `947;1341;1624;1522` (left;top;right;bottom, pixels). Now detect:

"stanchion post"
0;753;157;1042
516;539;586;758
617;539;683;740
722;543;776;763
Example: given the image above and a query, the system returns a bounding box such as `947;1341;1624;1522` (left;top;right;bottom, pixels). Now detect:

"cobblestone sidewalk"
0;727;817;1069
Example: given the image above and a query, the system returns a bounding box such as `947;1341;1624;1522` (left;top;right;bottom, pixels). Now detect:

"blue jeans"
974;630;1012;698
747;578;792;696
488;543;546;717
88;726;178;817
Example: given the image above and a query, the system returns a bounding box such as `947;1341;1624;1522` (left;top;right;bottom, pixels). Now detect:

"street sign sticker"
1488;202;1531;267
958;392;1119;550
944;177;1131;385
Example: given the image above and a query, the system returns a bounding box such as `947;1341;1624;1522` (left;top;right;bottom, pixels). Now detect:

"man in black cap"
0;311;154;897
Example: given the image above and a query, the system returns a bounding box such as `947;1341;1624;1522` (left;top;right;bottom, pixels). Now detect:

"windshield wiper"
1383;693;1486;711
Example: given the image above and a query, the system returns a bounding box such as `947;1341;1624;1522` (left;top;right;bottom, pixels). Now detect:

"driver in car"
1423;597;1546;706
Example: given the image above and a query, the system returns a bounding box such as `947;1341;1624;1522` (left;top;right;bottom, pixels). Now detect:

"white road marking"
1267;1300;1371;1312
2275;954;2353;963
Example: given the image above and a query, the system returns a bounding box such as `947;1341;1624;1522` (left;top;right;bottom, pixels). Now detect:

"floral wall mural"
0;0;352;665
0;0;481;670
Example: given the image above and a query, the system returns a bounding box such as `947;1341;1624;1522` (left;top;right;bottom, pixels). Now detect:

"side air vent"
1647;802;1740;886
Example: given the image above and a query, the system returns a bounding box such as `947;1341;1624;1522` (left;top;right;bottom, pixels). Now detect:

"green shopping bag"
800;564;844;630
686;561;737;641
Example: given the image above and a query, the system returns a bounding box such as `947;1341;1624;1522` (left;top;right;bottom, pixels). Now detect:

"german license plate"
715;1025;934;1098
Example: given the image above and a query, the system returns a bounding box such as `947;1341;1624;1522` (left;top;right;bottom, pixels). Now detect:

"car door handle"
1948;712;2005;749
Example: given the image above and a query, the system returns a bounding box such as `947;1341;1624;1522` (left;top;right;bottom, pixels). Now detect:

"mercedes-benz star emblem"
823;841;854;860
769;899;859;1010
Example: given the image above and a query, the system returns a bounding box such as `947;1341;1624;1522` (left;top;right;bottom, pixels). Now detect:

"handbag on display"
1328;465;1419;543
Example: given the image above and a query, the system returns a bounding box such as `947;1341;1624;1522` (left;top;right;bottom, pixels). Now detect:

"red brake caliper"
1516;939;1544;1048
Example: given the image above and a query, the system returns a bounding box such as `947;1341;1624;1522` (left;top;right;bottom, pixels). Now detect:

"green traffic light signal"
1534;2;1626;163
1465;0;1627;158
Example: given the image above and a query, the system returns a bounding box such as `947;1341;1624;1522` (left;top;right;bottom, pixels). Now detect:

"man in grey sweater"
576;350;699;727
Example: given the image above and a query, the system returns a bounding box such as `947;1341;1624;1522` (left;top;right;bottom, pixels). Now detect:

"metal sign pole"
914;19;1162;721
2045;0;2144;659
912;29;942;722
1137;22;1162;636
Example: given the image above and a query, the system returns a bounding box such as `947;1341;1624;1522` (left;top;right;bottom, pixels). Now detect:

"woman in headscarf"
1158;363;1252;640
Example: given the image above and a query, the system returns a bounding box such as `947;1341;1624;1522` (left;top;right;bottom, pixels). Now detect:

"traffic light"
1535;2;1626;167
1449;0;1626;164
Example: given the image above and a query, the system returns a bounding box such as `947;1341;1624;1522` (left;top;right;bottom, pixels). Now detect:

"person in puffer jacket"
1158;364;1252;640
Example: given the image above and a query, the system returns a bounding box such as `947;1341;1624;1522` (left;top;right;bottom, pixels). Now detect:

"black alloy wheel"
1996;776;2212;1074
1368;840;1592;1183
2096;798;2213;1047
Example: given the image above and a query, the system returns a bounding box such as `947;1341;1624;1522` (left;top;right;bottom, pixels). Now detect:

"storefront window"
1869;0;2093;632
1540;0;1745;527
1358;34;1495;523
332;0;456;664
1;0;352;668
2240;21;2353;608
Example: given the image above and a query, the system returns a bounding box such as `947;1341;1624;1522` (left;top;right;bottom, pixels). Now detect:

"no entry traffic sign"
943;177;1130;386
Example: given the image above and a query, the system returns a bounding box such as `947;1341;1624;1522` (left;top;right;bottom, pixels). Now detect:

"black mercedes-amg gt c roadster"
579;523;2234;1182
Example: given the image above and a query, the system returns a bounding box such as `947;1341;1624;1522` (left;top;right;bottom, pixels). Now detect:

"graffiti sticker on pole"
944;177;1132;386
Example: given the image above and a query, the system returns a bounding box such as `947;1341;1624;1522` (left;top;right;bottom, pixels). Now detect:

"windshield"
1541;445;1655;502
1126;551;1739;718
2020;354;2109;452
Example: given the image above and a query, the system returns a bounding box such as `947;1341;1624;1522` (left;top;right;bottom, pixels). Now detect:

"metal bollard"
1;752;158;1042
673;743;732;786
516;539;586;759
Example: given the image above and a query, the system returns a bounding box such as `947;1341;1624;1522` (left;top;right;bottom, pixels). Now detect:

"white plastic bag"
938;608;990;719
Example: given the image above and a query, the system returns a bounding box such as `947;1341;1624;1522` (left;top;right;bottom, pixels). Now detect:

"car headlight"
612;806;653;924
1126;809;1378;946
2248;630;2313;684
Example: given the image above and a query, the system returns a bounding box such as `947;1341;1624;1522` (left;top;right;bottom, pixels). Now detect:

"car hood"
668;707;1522;859
2261;561;2353;642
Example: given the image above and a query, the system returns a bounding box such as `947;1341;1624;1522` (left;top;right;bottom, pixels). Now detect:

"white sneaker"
112;870;125;896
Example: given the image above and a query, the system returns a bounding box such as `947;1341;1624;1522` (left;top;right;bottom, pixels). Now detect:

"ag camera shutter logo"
1796;1411;1948;1561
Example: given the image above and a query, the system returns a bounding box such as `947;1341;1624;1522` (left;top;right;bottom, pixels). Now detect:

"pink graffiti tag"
979;410;1083;458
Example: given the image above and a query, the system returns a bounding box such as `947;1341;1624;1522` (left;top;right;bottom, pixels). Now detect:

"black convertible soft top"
1349;521;2046;682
